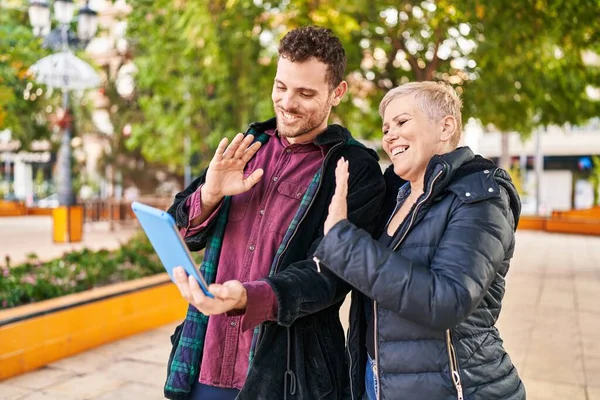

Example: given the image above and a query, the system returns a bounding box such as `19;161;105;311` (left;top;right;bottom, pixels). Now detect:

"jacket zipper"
372;168;445;400
273;141;343;275
346;327;356;399
256;142;344;348
445;330;464;400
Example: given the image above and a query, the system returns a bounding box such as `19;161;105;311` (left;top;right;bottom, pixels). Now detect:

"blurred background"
0;1;599;399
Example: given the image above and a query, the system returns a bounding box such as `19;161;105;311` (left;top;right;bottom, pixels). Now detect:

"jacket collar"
247;117;379;160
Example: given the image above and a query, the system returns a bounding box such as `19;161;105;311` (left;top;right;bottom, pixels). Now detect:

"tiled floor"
0;216;138;266
1;230;599;399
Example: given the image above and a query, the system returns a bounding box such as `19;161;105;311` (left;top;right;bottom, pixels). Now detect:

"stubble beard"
276;103;332;140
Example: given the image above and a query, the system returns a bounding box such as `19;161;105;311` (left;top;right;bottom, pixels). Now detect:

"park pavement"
1;229;600;399
0;216;138;266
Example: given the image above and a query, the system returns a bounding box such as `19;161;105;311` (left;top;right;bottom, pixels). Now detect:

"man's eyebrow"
274;79;317;93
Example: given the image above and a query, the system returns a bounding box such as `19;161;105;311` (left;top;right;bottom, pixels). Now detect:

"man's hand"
324;157;349;235
173;267;247;315
202;133;264;205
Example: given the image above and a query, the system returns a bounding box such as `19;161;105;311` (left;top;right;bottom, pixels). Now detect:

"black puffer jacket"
314;147;526;400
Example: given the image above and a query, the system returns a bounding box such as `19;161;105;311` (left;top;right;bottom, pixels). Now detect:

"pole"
57;20;74;207
57;89;74;206
534;127;544;215
4;154;10;197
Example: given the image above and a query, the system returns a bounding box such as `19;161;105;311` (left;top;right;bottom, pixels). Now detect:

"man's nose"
279;92;297;110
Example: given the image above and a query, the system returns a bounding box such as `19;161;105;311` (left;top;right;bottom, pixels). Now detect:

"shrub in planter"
0;233;202;309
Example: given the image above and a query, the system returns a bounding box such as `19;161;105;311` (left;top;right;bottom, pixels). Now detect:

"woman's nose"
384;129;398;142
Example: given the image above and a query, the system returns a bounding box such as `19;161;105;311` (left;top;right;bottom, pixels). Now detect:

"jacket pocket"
302;324;334;398
227;177;257;222
268;180;307;235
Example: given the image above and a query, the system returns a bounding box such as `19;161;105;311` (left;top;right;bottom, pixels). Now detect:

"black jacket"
314;147;526;400
165;118;385;399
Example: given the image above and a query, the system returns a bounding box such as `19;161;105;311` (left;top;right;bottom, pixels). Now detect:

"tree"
279;0;600;166
125;0;600;174
126;0;275;174
0;7;54;147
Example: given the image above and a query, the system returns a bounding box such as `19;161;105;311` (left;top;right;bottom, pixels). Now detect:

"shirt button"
230;321;237;327
273;176;279;182
260;209;265;215
286;149;292;153
249;245;255;251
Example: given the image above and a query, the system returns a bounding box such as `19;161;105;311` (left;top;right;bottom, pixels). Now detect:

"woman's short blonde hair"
379;81;463;147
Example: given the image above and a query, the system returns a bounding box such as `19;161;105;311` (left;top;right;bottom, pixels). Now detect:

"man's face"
272;56;344;143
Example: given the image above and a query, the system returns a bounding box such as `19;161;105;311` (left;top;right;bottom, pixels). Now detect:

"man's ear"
440;115;457;142
331;81;348;106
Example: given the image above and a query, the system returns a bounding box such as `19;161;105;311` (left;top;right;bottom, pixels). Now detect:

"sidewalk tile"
42;373;125;399
91;382;163;400
5;367;75;390
17;392;72;400
99;360;166;388
0;384;30;400
588;387;600;400
523;379;586;400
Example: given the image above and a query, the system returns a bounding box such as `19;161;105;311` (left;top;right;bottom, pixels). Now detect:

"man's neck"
277;128;327;145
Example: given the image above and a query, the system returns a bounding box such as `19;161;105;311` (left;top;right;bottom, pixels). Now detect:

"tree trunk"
499;132;510;170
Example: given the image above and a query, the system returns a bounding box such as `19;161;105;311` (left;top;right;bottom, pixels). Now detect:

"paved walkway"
1;230;600;399
0;216;138;266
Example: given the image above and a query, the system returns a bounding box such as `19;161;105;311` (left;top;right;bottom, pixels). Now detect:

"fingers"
241;141;262;163
242;168;264;191
188;274;207;305
233;134;256;159
334;157;349;200
217;133;261;165
222;133;245;159
212;137;229;163
173;267;192;300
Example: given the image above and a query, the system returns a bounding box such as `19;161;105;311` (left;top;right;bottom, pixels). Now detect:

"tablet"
131;201;213;298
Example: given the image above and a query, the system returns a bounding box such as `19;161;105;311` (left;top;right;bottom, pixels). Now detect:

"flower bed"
0;233;196;380
1;233;201;310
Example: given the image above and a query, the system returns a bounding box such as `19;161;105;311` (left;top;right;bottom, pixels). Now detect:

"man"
164;26;385;400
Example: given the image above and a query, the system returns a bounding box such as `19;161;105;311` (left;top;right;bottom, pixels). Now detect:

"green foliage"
0;7;54;146
125;0;600;165
127;0;275;172
0;232;203;309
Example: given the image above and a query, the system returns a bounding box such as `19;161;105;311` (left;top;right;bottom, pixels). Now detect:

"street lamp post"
27;0;99;207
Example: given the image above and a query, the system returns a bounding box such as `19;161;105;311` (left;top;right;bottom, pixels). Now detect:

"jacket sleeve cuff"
235;281;278;332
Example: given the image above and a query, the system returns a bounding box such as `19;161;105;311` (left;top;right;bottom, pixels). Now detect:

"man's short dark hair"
278;26;347;89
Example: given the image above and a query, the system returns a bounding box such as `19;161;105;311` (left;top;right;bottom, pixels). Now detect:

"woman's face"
381;95;451;184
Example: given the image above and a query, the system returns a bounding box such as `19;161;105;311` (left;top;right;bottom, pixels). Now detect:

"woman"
314;81;525;400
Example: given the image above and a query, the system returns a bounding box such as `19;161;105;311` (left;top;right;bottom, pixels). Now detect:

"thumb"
208;283;225;298
243;168;264;190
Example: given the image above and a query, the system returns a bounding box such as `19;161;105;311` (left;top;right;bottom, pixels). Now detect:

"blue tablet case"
131;201;213;297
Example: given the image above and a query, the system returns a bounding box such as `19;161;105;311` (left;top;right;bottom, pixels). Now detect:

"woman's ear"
440;115;457;142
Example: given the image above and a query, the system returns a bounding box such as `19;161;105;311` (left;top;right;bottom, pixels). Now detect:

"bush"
0;233;202;309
